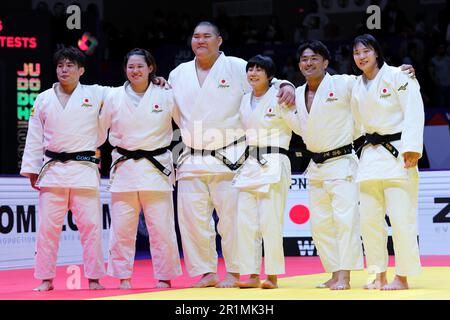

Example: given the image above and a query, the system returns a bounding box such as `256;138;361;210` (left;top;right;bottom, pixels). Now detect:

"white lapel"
137;82;156;111
190;53;227;120
51;82;83;112
308;73;330;116
364;63;386;99
121;82;136;115
255;86;277;129
360;64;388;121
240;94;253;128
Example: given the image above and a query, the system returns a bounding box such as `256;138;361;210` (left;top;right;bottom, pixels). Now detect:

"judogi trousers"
35;187;105;280
177;173;239;276
359;173;421;276
107;191;182;280
309;178;363;273
237;176;289;276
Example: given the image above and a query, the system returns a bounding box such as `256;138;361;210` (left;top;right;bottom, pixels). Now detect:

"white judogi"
294;73;364;273
169;52;292;276
20;82;107;280
351;63;424;276
100;82;182;280
170;53;249;176
233;86;295;275
169;52;247;276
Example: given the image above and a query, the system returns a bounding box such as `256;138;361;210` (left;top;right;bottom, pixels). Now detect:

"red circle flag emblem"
289;205;310;224
154;105;159;109
383;88;387;93
221;79;225;84
329;92;334;97
84;99;89;103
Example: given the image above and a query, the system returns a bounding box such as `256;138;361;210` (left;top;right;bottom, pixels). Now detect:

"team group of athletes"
20;20;424;292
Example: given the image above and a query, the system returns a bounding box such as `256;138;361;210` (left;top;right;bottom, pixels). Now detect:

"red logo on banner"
289;205;310;224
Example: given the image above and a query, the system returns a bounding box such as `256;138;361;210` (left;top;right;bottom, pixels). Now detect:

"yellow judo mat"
95;267;450;300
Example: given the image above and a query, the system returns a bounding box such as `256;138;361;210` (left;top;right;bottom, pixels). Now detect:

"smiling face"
353;42;378;75
247;65;271;93
191;24;222;59
125;54;153;88
298;48;328;81
56;58;84;87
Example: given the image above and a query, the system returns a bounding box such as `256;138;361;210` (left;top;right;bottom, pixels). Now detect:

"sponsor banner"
415;171;450;254
284;171;450;256
283;237;317;257
283;237;397;257
1;170;449;269
0;178;111;270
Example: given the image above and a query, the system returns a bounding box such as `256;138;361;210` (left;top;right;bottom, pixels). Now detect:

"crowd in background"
22;0;449;174
31;0;450;109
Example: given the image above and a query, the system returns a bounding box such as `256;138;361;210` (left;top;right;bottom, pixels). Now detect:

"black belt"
111;146;171;176
44;150;100;164
35;150;100;185
188;136;246;171
360;132;402;158
302;143;353;164
243;145;289;166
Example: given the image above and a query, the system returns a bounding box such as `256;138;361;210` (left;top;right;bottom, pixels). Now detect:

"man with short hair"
21;46;107;291
294;40;363;290
169;21;295;288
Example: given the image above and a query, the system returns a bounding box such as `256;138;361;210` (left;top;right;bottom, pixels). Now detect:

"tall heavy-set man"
169;21;295;288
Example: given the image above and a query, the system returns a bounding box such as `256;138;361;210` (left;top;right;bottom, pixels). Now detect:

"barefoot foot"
330;280;350;290
236;275;260;289
89;279;105;290
381;275;409;290
156;280;171;289
191;273;219;288
33;280;54;292
330;270;351;290
215;272;239;288
364;280;385;290
316;272;339;288
119;279;131;290
316;278;337;289
364;272;387;290
261;275;278;289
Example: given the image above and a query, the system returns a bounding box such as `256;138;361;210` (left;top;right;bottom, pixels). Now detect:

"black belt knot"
113;146;171;176
361;132;402;158
187;136;246;171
